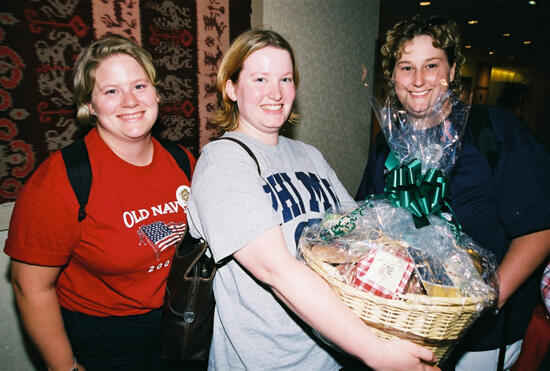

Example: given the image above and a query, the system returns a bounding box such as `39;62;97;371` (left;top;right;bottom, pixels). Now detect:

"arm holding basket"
234;225;439;371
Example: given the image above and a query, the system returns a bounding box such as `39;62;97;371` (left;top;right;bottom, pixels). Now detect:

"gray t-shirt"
188;132;355;370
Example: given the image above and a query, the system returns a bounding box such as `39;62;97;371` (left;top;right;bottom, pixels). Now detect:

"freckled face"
393;35;456;116
226;46;296;138
88;54;159;147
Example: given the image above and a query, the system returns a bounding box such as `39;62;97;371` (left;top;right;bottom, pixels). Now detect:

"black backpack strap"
468;104;499;170
157;139;193;181
217;137;261;175
468;105;507;369
61;140;92;222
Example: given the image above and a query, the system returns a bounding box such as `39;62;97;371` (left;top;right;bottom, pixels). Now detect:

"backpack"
61;138;192;221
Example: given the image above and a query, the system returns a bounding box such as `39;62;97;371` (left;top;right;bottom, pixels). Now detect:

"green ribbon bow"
384;152;460;231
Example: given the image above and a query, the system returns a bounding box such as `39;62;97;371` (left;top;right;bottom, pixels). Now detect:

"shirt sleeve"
187;142;280;263
4;152;80;266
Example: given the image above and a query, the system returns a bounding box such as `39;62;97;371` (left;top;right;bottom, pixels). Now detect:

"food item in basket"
407;245;461;297
441;246;491;296
336;263;357;285
352;245;414;299
404;272;426;295
310;244;363;264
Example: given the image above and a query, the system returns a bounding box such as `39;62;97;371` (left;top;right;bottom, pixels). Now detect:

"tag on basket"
352;248;414;299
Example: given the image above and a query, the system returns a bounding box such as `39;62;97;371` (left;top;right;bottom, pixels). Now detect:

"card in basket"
352;248;414;299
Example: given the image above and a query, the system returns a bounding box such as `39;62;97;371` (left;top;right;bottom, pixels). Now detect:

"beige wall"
253;0;380;195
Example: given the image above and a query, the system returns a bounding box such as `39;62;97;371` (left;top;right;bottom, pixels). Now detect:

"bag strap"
62;138;193;222
217;137;261;175
62;140;92;222
497;303;510;371
469;104;510;370
157;139;193;181
468;104;499;170
468;105;505;368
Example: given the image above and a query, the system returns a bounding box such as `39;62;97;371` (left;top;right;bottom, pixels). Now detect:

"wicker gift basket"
298;199;498;364
301;241;492;363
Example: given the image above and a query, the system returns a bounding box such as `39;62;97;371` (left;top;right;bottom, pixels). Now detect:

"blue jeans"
454;340;523;371
61;307;163;371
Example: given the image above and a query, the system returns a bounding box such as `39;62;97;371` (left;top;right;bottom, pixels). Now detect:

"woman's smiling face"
226;46;296;139
89;54;159;146
393;35;456;117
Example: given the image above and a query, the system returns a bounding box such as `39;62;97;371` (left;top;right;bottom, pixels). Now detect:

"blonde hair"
73;35;157;125
213;29;300;132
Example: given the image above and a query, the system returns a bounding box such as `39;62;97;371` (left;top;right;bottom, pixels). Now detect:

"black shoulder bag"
161;232;216;362
161;136;260;362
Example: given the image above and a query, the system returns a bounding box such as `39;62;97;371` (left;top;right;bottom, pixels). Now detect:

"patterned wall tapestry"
0;0;250;204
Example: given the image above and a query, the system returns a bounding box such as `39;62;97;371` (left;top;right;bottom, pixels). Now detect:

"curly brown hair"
381;15;465;96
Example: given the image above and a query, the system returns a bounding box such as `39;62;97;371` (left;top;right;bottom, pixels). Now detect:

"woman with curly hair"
356;15;550;371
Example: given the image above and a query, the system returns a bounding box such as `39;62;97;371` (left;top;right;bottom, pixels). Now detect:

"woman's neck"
100;133;154;166
233;125;279;146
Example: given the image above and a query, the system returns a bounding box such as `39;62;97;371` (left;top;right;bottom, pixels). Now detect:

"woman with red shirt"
4;35;195;371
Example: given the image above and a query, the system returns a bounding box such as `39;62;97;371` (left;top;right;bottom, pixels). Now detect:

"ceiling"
378;0;549;72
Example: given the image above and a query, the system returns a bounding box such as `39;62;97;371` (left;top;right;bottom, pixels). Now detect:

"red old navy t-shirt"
5;128;195;316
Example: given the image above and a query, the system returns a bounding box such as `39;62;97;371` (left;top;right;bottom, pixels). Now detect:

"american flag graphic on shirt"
138;221;186;259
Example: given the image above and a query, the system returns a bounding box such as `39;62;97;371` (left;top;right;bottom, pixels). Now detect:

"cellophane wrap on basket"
297;87;499;364
374;85;469;176
298;200;498;308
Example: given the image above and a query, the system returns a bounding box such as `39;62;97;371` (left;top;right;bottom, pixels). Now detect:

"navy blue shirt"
356;106;550;351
